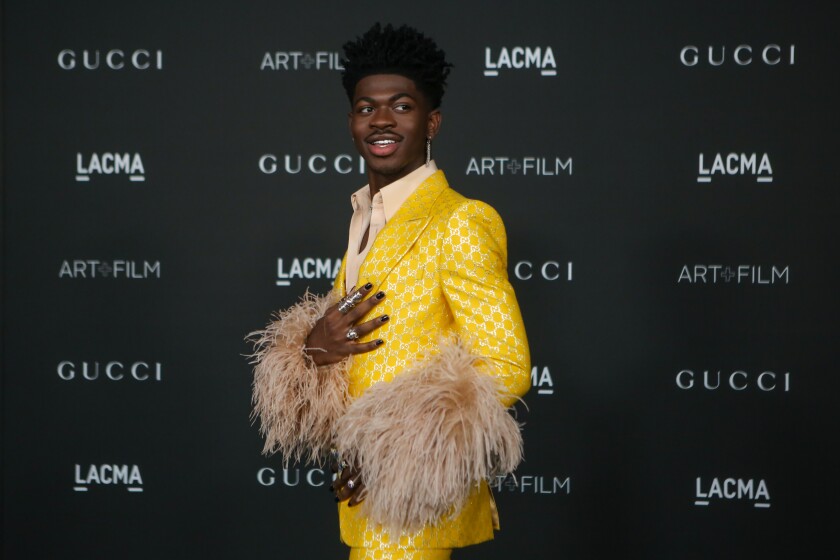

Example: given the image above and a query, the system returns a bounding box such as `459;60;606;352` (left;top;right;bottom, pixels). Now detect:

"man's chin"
366;161;404;177
366;159;424;180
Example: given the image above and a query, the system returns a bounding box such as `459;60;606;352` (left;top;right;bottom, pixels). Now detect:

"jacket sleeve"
335;200;530;534
248;290;349;466
437;199;531;404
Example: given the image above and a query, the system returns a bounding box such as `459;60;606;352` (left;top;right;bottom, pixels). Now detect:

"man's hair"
341;23;452;109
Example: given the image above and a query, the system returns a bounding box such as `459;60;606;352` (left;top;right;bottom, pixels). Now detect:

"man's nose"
370;107;396;128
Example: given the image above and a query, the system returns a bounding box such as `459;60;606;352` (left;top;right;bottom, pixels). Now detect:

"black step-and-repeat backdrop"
3;1;838;558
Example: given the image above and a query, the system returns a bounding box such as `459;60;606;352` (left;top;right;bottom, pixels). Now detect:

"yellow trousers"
348;548;452;560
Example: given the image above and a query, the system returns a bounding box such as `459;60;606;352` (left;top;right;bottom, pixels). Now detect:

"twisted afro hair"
341;23;452;109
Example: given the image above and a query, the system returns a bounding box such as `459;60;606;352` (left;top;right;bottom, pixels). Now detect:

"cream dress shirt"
344;161;438;291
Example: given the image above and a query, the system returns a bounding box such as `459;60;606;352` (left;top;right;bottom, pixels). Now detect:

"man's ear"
427;110;442;140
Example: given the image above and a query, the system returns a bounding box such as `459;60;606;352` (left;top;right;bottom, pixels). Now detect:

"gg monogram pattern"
348;545;452;559
333;171;531;549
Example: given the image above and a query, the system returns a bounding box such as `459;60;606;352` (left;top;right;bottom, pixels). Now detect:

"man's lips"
367;135;401;157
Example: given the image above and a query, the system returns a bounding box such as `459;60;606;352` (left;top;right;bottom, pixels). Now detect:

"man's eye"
358;106;373;114
395;104;411;111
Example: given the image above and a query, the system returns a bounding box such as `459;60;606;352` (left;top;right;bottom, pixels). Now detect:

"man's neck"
368;162;426;197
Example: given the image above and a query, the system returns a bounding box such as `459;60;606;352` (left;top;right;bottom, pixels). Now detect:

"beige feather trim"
247;291;349;466
336;338;523;534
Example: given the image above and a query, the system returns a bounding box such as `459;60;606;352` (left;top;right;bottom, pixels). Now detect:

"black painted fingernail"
364;283;373;290
375;339;384;346
375;291;385;299
380;315;389;322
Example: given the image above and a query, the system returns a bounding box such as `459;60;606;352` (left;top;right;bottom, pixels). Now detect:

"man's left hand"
331;461;366;507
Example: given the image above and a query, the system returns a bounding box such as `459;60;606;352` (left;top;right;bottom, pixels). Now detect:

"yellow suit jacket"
333;170;530;549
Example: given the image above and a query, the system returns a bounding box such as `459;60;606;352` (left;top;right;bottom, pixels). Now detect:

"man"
250;23;530;560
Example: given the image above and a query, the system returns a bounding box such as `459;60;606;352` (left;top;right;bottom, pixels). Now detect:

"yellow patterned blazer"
332;170;530;549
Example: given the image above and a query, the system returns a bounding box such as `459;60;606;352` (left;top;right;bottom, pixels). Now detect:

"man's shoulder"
435;186;504;227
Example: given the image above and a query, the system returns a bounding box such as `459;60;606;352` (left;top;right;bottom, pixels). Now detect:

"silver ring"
338;299;355;314
347;479;355;489
338;291;365;315
346;328;359;341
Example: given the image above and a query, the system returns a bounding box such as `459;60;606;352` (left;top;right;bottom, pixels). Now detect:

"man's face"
349;73;441;185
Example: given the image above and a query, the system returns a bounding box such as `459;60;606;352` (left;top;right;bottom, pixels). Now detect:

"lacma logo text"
531;366;555;395
484;47;557;77
276;258;342;286
694;477;770;508
74;464;143;492
697;153;773;183
76;152;145;182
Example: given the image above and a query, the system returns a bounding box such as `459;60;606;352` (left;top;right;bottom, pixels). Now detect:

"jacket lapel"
357;170;449;290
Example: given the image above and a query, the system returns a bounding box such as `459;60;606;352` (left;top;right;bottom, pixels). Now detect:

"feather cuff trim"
247;291;349;465
336;338;523;533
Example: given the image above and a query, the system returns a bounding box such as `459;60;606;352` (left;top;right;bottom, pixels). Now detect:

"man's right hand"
304;283;389;366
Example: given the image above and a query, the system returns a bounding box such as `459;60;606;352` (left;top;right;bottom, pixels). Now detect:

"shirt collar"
350;160;438;220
